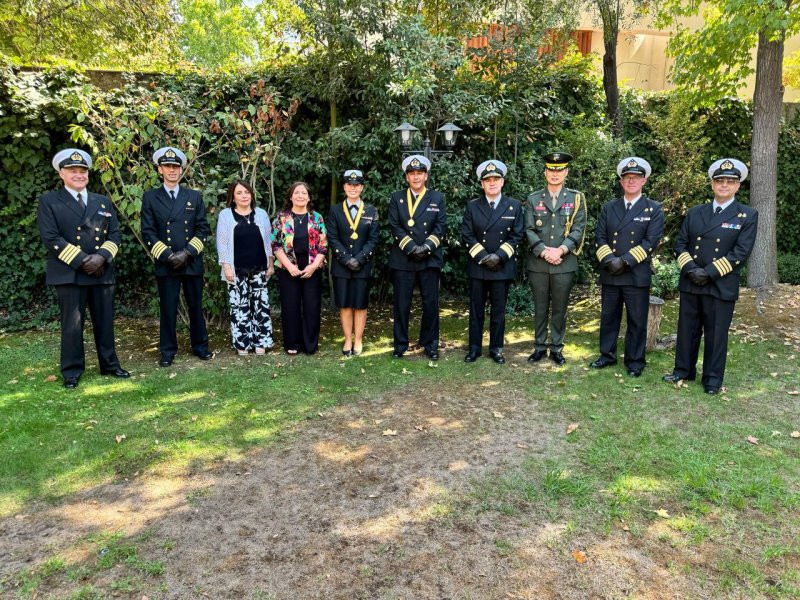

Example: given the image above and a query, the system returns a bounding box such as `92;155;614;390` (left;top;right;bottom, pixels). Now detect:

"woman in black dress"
327;170;380;355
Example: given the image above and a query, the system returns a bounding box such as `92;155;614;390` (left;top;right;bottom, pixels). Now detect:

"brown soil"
4;378;707;599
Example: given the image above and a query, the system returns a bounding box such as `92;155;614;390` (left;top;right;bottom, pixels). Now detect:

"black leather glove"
482;253;501;270
411;244;430;261
345;257;361;271
167;249;191;271
81;253;106;276
688;267;711;286
608;257;626;276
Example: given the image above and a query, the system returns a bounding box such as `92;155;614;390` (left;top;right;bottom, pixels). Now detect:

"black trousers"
276;268;322;354
55;283;121;379
468;278;510;352
598;284;650;370
156;275;209;359
673;291;735;389
392;268;440;353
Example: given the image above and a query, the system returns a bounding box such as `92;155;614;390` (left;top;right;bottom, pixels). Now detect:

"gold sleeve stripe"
427;235;441;248
500;242;515;257
712;257;733;276
469;243;485;258
399;236;413;250
188;237;204;253
58;243;81;264
677;252;693;269
152;241;169;259
100;240;118;258
630;246;648;263
596;245;613;261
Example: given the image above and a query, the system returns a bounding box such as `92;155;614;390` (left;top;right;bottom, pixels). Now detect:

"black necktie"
76;192;86;211
489;201;496;211
715;206;722;215
169;190;176;201
625;202;631;212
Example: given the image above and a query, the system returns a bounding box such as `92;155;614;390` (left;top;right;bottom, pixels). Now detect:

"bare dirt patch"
2;375;713;599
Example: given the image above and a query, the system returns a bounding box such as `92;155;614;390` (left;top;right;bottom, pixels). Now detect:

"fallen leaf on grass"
770;372;778;377
771;431;782;437
788;391;799;396
169;372;176;379
571;549;587;563
382;429;398;436
45;374;57;382
493;411;505;419
653;508;670;518
791;431;800;438
428;361;438;368
115;434;126;444
191;415;198;422
360;368;365;374
566;422;580;435
516;442;529;449
746;436;759;445
430;401;438;406
414;425;425;431
402;368;410;375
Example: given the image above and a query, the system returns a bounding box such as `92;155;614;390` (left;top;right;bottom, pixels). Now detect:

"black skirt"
333;276;371;309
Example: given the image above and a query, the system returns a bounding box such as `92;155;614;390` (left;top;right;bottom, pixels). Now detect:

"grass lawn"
1;286;799;599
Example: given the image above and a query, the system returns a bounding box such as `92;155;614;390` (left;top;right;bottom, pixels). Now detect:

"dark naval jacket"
524;187;587;273
461;194;524;280
37;188;121;285
595;195;664;287
675;200;758;302
327;202;380;279
388;187;447;271
140;186;209;277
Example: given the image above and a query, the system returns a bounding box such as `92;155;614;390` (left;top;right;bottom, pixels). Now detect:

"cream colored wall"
579;14;800;102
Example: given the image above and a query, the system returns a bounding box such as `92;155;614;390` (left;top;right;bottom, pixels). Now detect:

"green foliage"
777;254;800;285
650;256;680;299
0;0;178;69
662;0;800;106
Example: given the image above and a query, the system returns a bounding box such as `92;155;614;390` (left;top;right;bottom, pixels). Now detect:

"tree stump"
646;296;665;351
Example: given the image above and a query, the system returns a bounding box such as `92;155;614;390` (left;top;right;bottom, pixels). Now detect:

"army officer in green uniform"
524;152;587;365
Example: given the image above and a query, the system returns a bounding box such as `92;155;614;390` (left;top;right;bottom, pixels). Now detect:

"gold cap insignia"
627;160;637;168
410;158;420;167
165;149;176;158
349;173;358;179
71;152;83;161
487;163;496;171
721;160;734;170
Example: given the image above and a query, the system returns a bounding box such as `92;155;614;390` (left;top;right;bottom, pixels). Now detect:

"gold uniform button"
95;237;100;241
76;236;81;240
715;248;719;252
693;255;698;259
614;232;618;236
716;238;720;242
695;245;699;249
167;229;171;233
77;227;81;231
697;237;701;240
95;227;100;231
167;238;171;242
95;246;99;250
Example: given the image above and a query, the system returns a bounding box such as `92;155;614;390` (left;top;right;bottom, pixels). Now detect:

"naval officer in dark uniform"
590;157;664;376
664;159;758;394
140;146;213;367
461;160;524;364
388;155;447;360
37;149;129;388
327;169;380;356
524;152;587;365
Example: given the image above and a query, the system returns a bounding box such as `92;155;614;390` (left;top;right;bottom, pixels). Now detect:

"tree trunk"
747;28;784;288
602;33;623;138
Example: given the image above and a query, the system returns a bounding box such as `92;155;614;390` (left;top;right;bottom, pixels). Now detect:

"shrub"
778;254;800;285
651;256;680;299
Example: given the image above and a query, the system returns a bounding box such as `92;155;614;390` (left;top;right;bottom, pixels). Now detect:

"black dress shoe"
489;351;506;364
549;351;566;365
101;368;130;378
342;347;353;356
527;349;546;363
391;350;405;359
627;368;643;377
425;349;439;361
662;373;691;383
705;387;720;395
196;350;214;361
589;357;617;369
464;351;480;363
64;377;79;389
159;355;173;367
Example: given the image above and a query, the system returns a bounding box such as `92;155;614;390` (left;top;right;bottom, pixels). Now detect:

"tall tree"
0;0;177;68
587;0;653;138
664;0;800;289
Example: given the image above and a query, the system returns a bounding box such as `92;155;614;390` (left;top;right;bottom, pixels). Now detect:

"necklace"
292;211;308;225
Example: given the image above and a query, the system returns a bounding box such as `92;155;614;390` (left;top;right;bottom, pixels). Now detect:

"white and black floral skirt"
227;271;273;351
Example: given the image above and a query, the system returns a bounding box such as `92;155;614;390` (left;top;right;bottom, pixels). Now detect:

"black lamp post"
394;122;463;162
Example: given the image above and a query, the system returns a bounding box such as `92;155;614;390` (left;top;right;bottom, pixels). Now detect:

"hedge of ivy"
2;56;799;329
